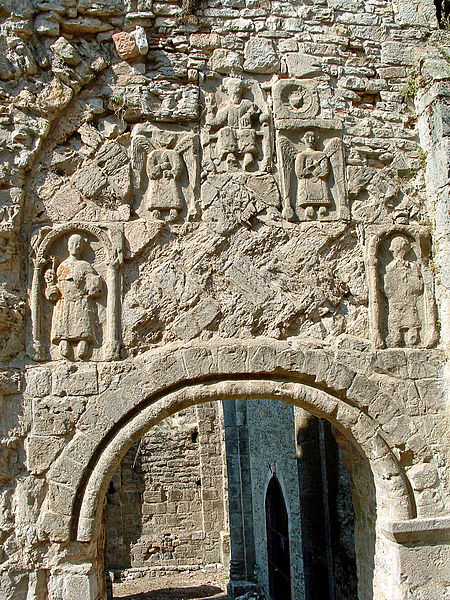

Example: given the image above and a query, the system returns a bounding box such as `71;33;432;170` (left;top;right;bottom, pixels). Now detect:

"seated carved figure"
45;234;102;360
383;236;423;347
206;78;268;172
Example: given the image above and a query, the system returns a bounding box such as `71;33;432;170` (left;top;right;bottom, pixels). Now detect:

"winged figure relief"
280;131;347;222
131;125;198;222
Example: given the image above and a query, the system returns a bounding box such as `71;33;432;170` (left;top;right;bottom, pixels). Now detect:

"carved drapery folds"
131;124;200;222
29;224;123;362
273;79;348;223
203;77;272;175
366;226;439;349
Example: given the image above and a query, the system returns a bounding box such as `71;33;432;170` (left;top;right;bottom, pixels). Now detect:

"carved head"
157;131;177;149
302;130;316;149
389;235;410;260
223;78;244;104
67;234;85;259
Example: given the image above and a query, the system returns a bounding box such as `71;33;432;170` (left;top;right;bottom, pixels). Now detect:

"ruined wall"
0;0;449;598
105;402;229;577
246;399;304;600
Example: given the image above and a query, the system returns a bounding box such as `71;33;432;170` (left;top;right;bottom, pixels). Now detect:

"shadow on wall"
296;414;375;600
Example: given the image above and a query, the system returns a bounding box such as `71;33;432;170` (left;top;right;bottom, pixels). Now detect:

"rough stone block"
243;37;279;74
216;344;247;374
124;219;165;259
26;435;65;474
209;48;243;73
112;31;141;61
283;53;321;77
25;367;51;398
182;346;216;379
52;364;98;397
381;42;414;66
173;298;220;341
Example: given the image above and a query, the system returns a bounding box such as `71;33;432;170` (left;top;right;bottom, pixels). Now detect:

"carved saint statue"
45;234;102;360
280;131;346;221
383;235;423;347
206;78;269;172
295;130;331;218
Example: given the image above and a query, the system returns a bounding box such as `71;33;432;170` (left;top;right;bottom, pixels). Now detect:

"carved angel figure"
132;128;195;221
206;78;269;172
45;234;101;360
383;235;423;347
280;131;346;221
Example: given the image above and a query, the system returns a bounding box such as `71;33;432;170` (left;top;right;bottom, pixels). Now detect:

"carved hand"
44;269;55;284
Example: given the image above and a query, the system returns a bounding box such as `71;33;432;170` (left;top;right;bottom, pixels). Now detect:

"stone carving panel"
366;226;439;349
273;79;320;125
131;125;199;222
29;224;122;362
202;77;272;174
278;130;348;222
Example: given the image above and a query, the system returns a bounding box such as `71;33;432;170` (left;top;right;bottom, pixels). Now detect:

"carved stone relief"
278;129;348;222
366;226;438;349
273;79;320;125
29;224;122;362
131;124;199;222
202;77;272;175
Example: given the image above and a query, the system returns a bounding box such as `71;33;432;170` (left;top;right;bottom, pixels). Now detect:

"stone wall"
0;0;449;598
105;402;229;576
246;399;304;600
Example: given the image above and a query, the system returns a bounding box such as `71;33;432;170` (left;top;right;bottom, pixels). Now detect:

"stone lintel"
275;118;343;131
380;516;450;543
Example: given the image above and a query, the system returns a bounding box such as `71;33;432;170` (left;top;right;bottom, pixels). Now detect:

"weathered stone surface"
112;31;141;61
51;364;98;396
25;367;51;398
209;48;243;73
243;37;279;74
283;53;321;77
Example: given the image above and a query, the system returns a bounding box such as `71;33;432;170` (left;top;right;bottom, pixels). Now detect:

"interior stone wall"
104;402;229;577
246;399;304;600
0;0;448;598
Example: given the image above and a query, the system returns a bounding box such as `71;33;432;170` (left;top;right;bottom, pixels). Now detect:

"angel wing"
279;137;296;198
324;137;348;218
174;133;194;156
131;130;156;189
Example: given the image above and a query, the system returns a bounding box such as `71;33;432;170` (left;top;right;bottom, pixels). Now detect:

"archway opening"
100;397;370;600
103;401;230;599
266;475;291;600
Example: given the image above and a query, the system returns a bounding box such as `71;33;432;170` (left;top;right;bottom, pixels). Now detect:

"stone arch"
40;340;421;545
73;379;415;544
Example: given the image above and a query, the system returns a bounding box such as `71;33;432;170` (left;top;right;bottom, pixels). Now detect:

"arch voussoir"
39;341;422;545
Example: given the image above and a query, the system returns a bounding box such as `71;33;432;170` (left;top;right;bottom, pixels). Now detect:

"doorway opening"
100;394;378;600
265;475;291;600
104;401;230;599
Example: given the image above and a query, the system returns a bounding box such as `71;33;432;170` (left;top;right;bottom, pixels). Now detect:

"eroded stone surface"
0;0;448;598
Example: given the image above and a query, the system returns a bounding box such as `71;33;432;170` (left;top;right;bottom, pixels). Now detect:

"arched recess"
67;379;415;544
265;474;291;600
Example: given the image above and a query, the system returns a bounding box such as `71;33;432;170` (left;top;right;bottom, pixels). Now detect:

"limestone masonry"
0;0;449;597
